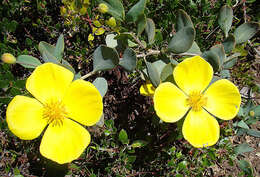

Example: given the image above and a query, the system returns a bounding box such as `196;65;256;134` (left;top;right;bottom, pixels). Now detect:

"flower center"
186;91;207;112
43;99;68;127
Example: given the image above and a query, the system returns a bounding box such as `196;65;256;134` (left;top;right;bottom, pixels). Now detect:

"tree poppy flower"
140;81;155;97
153;56;241;148
6;63;103;164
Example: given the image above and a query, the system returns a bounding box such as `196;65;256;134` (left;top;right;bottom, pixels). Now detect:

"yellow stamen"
43;99;68;127
186;91;207;112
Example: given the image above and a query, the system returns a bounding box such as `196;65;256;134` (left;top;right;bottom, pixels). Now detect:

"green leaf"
252;105;260;117
145;61;160;87
234;22;260;44
246;129;260;138
119;129;129;144
145;18;156;44
223;34;236;53
42;50;59;64
96;114;104;127
119;48;137;72
234;143;254;155
237;120;249;129
38;41;56;56
60;59;75;74
220;69;230;78
126;0;146;23
168;27;195;54
98;0;125;21
223;57;237;69
185;42;201;55
176;9;194;31
93;45;119;72
54;34;64;61
93;77;108;97
238;160;253;175
160;63;175;82
152;60;166;76
218;5;233;37
210;44;226;66
131;140;148;148
137;14;147;36
105;34;118;48
17;55;42;68
201;51;220;72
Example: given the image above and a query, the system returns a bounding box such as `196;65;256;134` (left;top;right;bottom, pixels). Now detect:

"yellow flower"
1;53;16;64
6;63;103;164
98;3;108;14
153;56;241;148
140;81;155;97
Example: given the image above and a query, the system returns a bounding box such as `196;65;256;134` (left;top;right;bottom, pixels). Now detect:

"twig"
80;70;96;80
131;33;146;49
136;49;160;58
206;26;219;39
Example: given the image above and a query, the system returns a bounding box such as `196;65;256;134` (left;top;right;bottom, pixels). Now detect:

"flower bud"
249;111;255;117
1;53;16;64
106;17;116;28
98;3;108;14
60;6;67;16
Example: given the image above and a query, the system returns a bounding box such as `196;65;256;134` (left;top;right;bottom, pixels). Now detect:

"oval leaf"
160;63;176;82
17;55;42;68
176;9;194;31
126;0;146;22
38;41;56;57
98;0;125;21
145;61;160;87
201;51;220;72
185;42;202;55
119;48;137;72
168;27;195;54
42;50;59;64
54;34;64;61
119;129;129;144
137;14;147;36
131;140;148;148
93;45;119;72
218;5;233;37
93;77;108;97
223;34;236;53
145;18;156;44
234;22;260;44
210;44;226;66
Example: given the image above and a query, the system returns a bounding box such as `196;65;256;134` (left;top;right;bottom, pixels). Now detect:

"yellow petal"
6;96;47;140
154;82;189;122
182;109;219;148
173;56;213;95
204;79;241;120
63;80;103;126
40;118;90;164
26;63;74;104
140;82;155;97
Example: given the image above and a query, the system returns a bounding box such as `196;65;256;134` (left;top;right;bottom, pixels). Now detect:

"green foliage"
1;0;260;176
93;45;119;72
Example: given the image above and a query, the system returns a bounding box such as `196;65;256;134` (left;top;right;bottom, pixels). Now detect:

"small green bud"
106;17;116;28
98;3;108;14
249;111;255;117
60;6;67;16
1;53;16;64
80;7;87;15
